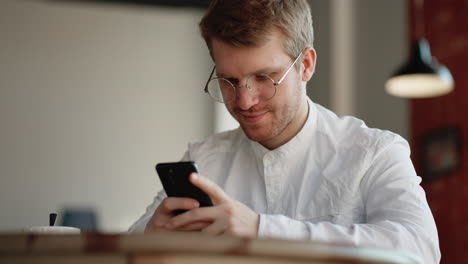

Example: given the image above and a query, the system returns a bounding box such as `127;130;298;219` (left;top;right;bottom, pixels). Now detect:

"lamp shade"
385;38;453;98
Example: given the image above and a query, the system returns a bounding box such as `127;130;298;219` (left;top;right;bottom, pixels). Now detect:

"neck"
261;97;309;150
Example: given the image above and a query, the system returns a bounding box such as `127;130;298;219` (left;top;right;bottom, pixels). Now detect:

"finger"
174;221;212;232
166;206;217;230
148;198;201;232
145;216;171;233
202;220;226;236
160;197;200;213
190;173;229;203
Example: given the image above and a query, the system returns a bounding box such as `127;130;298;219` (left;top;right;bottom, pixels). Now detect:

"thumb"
190;173;229;204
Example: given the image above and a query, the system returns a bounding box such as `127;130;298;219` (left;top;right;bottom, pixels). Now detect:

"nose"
235;84;259;110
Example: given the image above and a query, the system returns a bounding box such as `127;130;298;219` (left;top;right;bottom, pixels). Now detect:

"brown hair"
199;0;314;59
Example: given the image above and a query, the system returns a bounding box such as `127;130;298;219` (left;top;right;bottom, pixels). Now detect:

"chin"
240;124;274;143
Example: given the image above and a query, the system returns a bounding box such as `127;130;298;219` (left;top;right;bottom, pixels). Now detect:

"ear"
300;48;317;82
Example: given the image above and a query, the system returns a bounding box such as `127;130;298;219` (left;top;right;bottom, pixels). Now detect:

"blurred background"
0;0;466;263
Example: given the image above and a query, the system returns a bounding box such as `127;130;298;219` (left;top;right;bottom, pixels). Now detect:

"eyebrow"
216;66;283;79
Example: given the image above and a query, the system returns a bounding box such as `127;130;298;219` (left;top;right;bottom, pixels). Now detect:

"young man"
130;1;440;263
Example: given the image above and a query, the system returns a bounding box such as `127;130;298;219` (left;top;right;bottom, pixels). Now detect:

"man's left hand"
164;173;260;238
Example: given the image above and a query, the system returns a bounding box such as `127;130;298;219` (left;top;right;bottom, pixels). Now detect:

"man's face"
211;31;311;149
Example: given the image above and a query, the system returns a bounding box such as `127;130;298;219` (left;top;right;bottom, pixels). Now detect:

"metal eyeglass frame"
203;51;303;103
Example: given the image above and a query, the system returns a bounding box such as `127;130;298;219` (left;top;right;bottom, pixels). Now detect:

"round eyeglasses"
203;52;303;104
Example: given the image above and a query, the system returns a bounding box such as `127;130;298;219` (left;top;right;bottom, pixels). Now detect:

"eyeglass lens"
206;74;276;103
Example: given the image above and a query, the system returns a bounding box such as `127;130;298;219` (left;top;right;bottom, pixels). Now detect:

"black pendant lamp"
385;0;454;98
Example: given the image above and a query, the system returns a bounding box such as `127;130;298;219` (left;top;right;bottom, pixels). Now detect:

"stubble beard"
233;81;304;144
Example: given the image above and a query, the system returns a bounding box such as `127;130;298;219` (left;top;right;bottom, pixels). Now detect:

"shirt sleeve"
128;151;191;233
257;141;440;264
128;190;167;233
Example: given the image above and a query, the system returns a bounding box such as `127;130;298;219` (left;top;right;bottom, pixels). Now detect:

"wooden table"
0;232;421;264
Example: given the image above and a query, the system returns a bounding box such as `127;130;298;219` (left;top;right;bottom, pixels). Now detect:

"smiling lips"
239;111;268;123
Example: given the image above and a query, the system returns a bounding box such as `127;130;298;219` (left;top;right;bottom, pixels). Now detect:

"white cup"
23;226;80;234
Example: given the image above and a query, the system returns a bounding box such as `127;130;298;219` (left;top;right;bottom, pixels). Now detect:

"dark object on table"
61;208;98;231
49;213;57;226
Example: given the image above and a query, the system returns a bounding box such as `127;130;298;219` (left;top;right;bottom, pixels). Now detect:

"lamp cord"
414;0;425;38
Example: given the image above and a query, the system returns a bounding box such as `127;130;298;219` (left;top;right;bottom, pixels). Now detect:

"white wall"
307;0;331;108
0;0;213;232
353;0;408;139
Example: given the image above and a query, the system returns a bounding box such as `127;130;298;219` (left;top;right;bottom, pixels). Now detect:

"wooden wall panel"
409;0;468;263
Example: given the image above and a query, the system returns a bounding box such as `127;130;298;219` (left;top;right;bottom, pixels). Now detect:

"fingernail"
191;173;198;180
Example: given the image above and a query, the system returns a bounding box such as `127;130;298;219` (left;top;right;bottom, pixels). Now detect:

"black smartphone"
156;161;213;215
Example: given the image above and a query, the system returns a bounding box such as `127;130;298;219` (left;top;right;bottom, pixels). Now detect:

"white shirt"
129;98;440;264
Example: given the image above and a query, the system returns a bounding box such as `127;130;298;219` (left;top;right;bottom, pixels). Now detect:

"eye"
255;74;271;82
226;78;239;86
217;79;231;88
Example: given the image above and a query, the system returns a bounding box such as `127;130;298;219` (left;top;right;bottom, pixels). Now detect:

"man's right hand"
144;197;211;232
